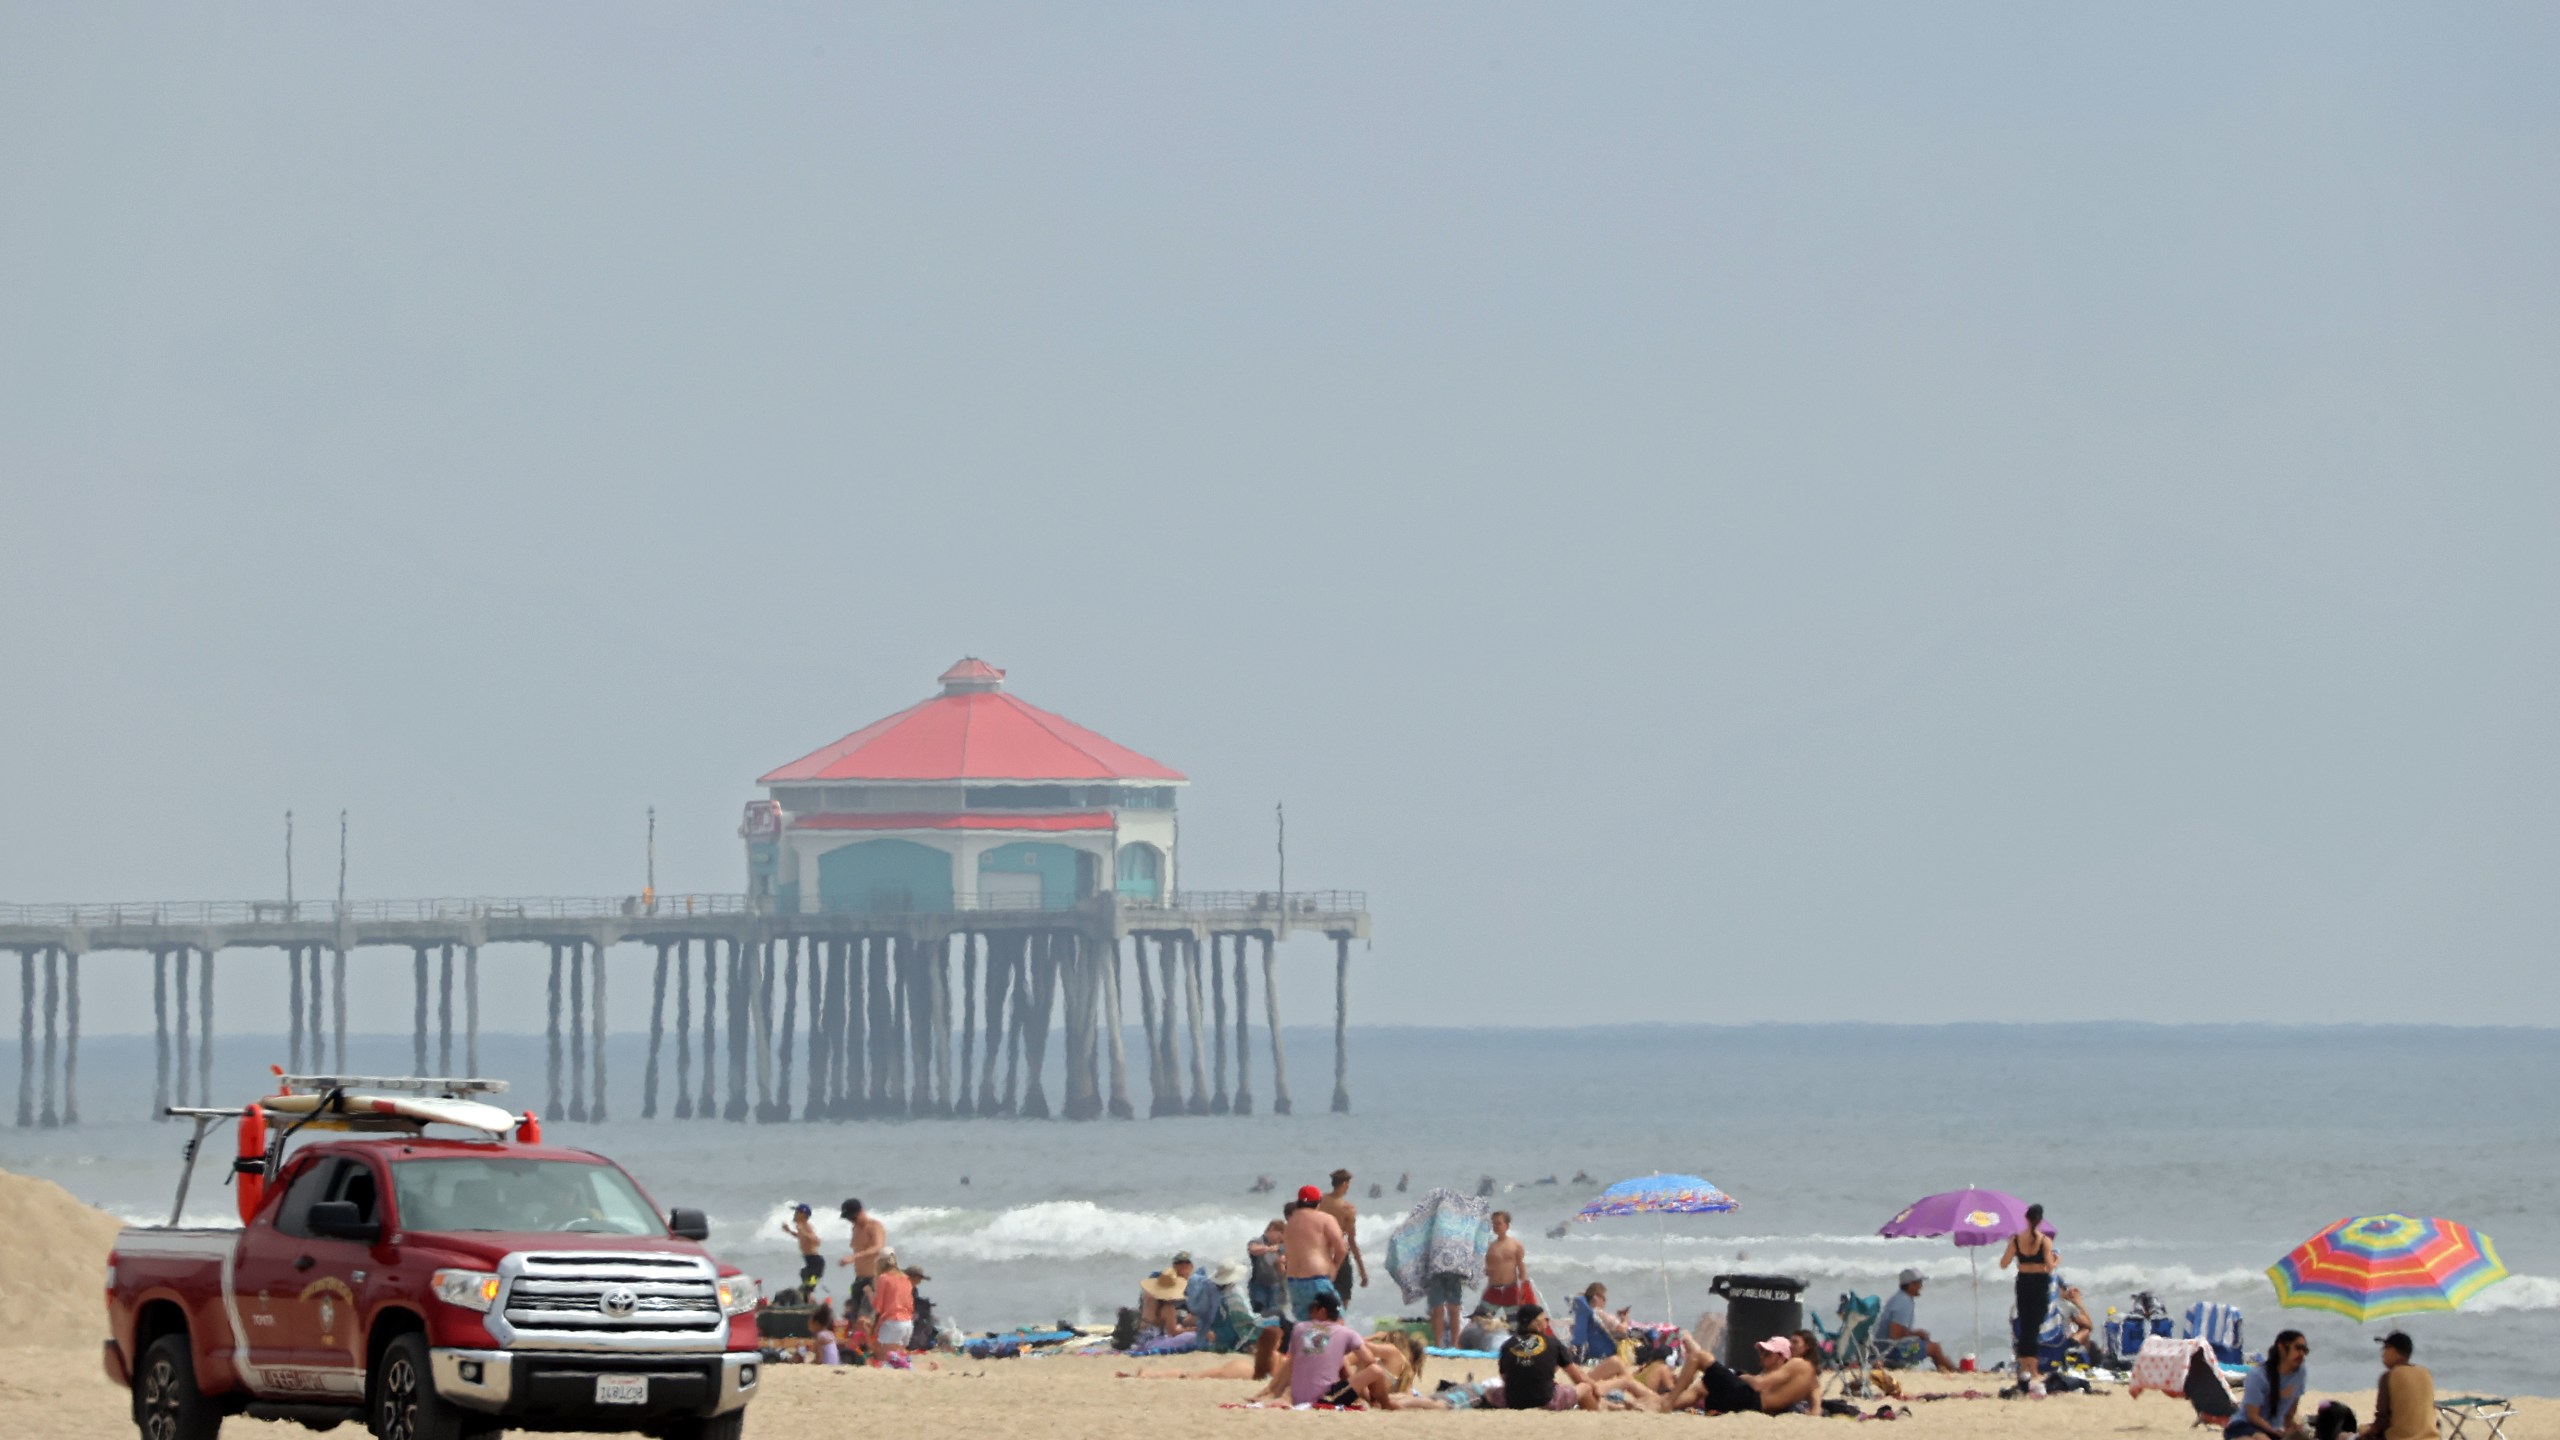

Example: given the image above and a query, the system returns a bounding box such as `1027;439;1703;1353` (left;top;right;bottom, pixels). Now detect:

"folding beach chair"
1824;1292;1887;1398
1568;1295;1617;1365
2435;1397;2515;1440
2182;1302;2245;1366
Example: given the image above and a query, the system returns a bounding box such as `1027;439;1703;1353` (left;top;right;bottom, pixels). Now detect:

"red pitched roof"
759;661;1188;785
788;811;1117;832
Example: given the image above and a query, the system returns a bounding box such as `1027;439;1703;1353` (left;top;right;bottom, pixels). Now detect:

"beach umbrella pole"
1970;1248;1981;1367
1658;1211;1673;1326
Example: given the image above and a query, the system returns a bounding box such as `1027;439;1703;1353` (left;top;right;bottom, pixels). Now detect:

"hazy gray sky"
4;5;2554;1029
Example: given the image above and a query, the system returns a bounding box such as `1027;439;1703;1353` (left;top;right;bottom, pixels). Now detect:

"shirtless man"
839;1198;889;1313
1281;1186;1349;1320
1482;1210;1533;1316
1317;1168;1368;1294
1616;1335;1816;1414
784;1202;824;1294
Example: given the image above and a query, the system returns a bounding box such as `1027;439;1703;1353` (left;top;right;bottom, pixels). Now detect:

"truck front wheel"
370;1333;494;1440
135;1334;222;1440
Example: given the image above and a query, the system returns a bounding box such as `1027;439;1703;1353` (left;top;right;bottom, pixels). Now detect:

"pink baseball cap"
1756;1336;1793;1358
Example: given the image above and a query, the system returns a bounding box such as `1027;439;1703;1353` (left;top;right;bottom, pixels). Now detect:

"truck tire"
657;1412;746;1440
369;1332;493;1440
135;1333;223;1440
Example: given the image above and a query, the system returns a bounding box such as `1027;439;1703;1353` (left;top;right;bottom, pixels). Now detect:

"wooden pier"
1;891;1369;1126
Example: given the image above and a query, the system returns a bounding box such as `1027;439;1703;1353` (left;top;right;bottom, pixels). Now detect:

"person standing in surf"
1999;1202;2057;1396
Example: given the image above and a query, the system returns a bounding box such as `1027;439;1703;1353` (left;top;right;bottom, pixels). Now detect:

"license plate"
596;1375;649;1405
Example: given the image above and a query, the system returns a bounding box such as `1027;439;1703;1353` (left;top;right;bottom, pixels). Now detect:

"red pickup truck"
104;1079;761;1440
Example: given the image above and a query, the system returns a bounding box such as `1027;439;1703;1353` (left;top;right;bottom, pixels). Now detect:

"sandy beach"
3;1344;2553;1440
5;1167;2550;1440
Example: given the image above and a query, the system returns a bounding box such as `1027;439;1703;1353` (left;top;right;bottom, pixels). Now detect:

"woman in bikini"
1999;1202;2058;1396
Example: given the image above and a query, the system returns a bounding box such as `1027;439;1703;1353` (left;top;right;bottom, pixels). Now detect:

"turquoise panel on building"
979;841;1086;909
1115;842;1164;901
777;880;801;915
817;838;955;913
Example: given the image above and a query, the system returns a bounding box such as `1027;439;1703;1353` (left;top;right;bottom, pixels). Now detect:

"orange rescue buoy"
516;1110;542;1145
234;1102;269;1223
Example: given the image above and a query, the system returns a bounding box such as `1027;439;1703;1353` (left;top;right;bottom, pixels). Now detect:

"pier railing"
0;895;753;926
0;889;1365;928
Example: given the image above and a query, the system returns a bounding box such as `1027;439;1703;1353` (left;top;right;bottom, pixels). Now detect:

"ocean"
7;1024;2554;1395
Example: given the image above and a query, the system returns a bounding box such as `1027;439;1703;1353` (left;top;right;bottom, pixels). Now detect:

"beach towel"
2128;1336;2217;1399
1381;1189;1493;1307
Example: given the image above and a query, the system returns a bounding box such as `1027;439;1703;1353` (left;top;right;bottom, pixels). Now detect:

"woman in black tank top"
2000;1203;2057;1393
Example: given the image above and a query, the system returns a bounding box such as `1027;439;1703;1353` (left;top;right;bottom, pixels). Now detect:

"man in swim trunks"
1281;1185;1348;1321
1482;1210;1535;1316
1317;1168;1368;1296
840;1198;889;1316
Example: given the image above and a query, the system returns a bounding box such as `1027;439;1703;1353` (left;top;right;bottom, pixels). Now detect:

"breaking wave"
2471;1275;2560;1313
724;1200;1271;1264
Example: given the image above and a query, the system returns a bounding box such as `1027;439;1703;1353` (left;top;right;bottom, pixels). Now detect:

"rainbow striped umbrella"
2267;1214;2508;1322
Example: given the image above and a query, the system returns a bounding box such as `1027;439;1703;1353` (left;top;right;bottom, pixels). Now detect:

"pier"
7;658;1376;1128
1;890;1369;1126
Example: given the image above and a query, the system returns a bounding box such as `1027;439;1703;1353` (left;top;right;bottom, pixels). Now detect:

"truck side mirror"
668;1207;710;1241
307;1200;381;1243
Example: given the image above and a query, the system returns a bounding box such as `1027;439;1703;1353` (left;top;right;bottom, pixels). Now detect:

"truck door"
279;1156;383;1387
231;1155;342;1394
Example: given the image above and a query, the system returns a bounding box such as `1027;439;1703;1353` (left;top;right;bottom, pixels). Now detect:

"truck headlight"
432;1269;503;1312
716;1277;758;1316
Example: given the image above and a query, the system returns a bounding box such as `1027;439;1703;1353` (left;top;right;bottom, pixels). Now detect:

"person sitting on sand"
1361;1330;1425;1395
2357;1330;2435;1440
1281;1293;1395;1407
1138;1270;1191;1341
1499;1304;1602;1411
1457;1303;1507;1353
1880;1269;1957;1371
1201;1262;1261;1354
2230;1330;2311;1440
1173;1251;1219;1335
1282;1186;1349;1319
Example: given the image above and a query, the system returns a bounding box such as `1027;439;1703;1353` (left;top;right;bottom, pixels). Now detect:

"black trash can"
1709;1273;1807;1371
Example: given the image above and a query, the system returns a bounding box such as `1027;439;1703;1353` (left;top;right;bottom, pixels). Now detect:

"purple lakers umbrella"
1879;1188;2053;1361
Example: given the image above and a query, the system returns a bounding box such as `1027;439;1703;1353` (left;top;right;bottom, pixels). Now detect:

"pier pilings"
4;897;1364;1126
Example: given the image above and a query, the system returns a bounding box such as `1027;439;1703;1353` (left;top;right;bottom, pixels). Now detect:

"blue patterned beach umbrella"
1574;1173;1739;1323
1575;1173;1739;1220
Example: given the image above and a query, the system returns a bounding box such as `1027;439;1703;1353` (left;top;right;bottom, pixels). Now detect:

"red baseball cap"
1298;1185;1322;1205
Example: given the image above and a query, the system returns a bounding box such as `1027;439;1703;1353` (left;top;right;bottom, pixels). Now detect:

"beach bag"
2313;1401;2359;1440
1111;1307;1141;1351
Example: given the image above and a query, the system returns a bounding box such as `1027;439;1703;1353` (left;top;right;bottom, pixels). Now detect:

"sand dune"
0;1169;124;1349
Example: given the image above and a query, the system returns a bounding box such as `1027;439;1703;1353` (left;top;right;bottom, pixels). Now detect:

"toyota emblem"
598;1287;638;1318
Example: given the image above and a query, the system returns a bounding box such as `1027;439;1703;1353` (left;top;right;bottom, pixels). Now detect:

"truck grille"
493;1252;726;1351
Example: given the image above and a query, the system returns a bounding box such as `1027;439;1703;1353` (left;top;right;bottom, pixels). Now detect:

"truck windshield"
391;1157;664;1236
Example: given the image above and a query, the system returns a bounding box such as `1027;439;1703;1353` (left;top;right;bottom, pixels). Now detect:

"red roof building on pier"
745;660;1185;913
